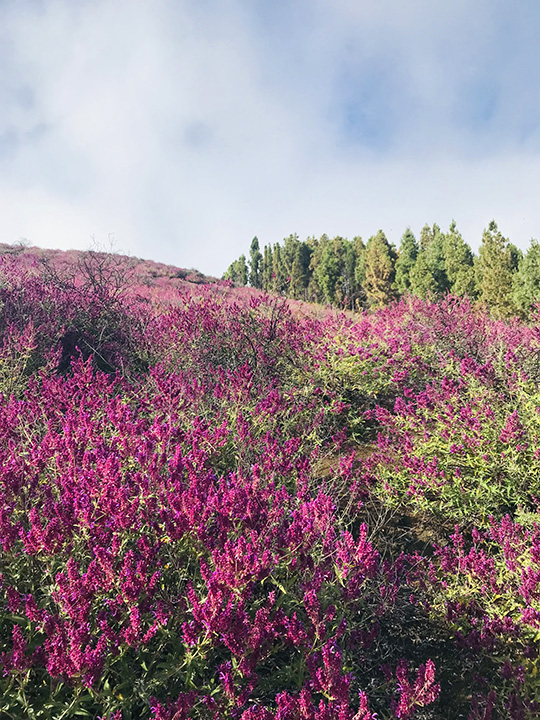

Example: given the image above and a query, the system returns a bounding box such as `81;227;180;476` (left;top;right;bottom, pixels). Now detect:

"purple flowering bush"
0;250;539;718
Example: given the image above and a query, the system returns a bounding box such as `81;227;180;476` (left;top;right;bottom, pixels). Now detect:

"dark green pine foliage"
307;235;363;308
409;224;449;298
248;237;263;289
313;236;341;305
272;244;287;294
341;238;361;309
425;223;449;295
443;221;476;297
305;236;323;303
394;227;418;295
307;235;328;304
261;245;272;292
409;224;437;299
352;236;366;308
223;254;248;286
281;235;301;284
329;237;357;309
290;242;312;300
363;230;398;308
475;220;517;318
508;243;523;272
353;236;366;283
513;238;540;317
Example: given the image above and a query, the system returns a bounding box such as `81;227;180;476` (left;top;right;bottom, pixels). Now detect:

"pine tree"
282;234;300;281
223;254;248;286
350;237;365;309
330;237;354;308
314;240;341;305
410;223;449;298
513;238;540;317
443;221;476;297
237;254;248;286
363;230;397;307
272;244;287;294
395;227;418;295
290;243;312;300
508;243;523;271
262;245;272;291
341;239;359;309
418;223;433;251
409;252;438;298
308;235;329;304
426;223;449;293
248;237;263;289
475;220;517;318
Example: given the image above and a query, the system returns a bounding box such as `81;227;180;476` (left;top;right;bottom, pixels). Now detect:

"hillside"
1;246;540;719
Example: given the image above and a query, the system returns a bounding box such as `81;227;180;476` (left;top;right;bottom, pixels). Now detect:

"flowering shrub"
2;250;540;718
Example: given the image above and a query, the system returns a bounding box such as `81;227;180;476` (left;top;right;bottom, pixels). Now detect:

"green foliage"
290;242;312;300
309;236;332;304
224;254;248;286
305;236;363;308
272;244;287;293
248;237;263;289
475;220;517;318
395;228;418;295
353;236;366;291
223;224;540;320
375;370;540;526
443;221;476;297
262;244;272;291
363;231;398;308
508;242;523;271
513;238;540;316
409;251;437;299
281;234;300;281
409;224;449;298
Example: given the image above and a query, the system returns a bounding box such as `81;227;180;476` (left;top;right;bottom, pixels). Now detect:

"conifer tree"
262;245;272;291
475;220;517;318
418;223;432;251
272;244;287;294
513;238;540;317
409;251;438;298
314;240;341;305
308;234;329;304
341;238;359;309
410;223;449;297
363;230;397;307
425;223;449;293
508;243;523;271
237;254;248;286
306;236;362;308
282;235;300;281
395;227;418;295
248;237;263;289
353;236;366;282
290;243;312;300
443;221;476;297
352;236;367;309
223;254;248;286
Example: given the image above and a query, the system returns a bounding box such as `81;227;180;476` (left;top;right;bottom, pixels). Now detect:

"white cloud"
0;0;539;276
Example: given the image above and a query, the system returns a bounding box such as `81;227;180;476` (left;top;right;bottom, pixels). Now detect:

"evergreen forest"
224;221;540;318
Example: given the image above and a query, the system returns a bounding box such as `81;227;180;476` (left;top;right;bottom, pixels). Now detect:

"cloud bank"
1;0;539;275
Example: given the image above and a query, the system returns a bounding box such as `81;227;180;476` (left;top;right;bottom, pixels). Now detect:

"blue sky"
1;0;540;276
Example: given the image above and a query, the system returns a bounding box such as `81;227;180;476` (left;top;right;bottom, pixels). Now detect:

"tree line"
223;221;540;318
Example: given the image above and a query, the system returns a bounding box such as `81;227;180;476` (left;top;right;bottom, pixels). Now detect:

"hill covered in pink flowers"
1;244;540;719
